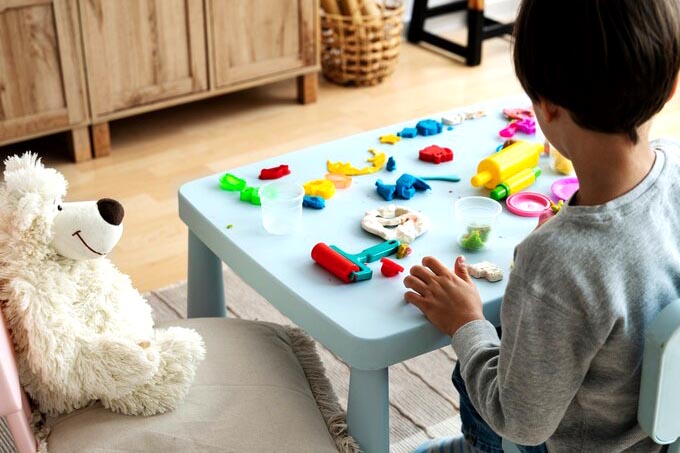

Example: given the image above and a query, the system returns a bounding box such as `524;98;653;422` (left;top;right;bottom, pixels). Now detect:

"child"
404;0;680;452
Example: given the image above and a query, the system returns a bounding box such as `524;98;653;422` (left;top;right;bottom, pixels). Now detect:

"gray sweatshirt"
452;140;680;452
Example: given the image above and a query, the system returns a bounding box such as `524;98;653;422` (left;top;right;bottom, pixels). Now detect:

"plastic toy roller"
312;243;360;283
471;141;543;189
311;240;401;283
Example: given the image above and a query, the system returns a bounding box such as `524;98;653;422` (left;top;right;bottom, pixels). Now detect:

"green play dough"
460;226;491;251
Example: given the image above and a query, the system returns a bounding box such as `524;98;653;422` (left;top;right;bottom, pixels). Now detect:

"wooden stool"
407;0;514;66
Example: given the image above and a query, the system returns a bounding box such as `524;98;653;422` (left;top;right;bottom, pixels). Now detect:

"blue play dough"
376;174;431;201
416;119;443;136
409;176;432;191
396;184;416;200
375;180;397;201
399;127;418;138
386;156;396;172
303;195;325;209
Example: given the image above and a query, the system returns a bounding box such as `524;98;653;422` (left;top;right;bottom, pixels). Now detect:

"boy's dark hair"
513;0;680;143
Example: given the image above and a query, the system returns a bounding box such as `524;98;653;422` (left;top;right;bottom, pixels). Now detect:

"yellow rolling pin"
471;141;544;189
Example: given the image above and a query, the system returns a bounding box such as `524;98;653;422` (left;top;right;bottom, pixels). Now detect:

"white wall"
401;0;520;31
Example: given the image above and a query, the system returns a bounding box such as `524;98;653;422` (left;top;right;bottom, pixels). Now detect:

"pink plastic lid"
551;177;579;201
506;192;552;217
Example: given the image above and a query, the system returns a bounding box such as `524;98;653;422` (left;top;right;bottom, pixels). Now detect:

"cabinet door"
80;0;207;118
209;0;317;88
0;0;87;142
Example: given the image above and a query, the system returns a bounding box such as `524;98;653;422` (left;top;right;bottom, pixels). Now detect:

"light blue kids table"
179;97;560;453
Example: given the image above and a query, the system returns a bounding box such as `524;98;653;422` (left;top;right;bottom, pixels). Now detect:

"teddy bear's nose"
97;198;125;226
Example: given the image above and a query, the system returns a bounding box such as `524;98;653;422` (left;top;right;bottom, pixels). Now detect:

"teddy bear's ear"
3;152;68;202
0;152;68;236
3;152;41;175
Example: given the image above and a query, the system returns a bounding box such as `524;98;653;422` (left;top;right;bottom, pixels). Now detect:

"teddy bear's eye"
57;205;62;211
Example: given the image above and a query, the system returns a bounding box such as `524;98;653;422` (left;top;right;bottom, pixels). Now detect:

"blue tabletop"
179;95;563;370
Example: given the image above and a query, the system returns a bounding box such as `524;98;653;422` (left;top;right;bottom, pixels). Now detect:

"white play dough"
468;261;504;282
442;113;464;126
361;205;430;243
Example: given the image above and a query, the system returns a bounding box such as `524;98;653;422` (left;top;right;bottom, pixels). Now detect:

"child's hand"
403;256;484;336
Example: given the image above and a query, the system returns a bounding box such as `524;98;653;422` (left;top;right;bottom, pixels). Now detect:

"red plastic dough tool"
311;240;400;283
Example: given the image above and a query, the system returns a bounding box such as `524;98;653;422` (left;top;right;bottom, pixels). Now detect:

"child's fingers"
403;275;430;297
409;264;436;283
404;291;429;312
422;256;451;277
454;256;472;283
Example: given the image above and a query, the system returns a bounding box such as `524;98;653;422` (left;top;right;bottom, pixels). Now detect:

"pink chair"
0;309;36;453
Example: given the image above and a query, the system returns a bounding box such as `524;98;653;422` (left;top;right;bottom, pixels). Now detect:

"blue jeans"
452;345;548;453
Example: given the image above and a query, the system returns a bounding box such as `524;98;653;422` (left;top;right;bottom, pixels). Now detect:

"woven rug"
0;265;461;453
0;419;12;453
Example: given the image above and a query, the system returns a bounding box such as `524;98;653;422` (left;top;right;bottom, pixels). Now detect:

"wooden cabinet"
208;0;317;88
80;0;208;119
0;0;319;161
0;0;90;161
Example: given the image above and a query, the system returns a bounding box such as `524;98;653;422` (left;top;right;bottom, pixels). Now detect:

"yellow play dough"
327;149;387;176
550;147;574;175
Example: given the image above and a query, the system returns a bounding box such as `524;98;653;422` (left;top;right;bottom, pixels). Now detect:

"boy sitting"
404;0;680;451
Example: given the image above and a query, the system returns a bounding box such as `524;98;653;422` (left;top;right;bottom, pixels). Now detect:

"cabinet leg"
68;126;92;162
91;122;111;158
297;73;318;104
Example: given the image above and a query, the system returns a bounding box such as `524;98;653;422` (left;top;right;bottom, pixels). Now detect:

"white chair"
504;299;680;452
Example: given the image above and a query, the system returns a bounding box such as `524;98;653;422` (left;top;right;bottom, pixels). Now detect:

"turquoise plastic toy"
311;240;401;283
418;175;461;183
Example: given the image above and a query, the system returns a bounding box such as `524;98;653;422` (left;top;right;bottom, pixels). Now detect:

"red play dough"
380;258;404;277
259;164;291;180
419;145;453;164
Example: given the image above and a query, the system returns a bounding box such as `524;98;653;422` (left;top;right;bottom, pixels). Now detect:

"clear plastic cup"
454;196;502;251
259;180;304;235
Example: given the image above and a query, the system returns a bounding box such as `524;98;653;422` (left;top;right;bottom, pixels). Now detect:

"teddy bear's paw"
81;336;161;400
102;383;185;416
102;328;206;416
102;359;195;416
155;326;207;364
139;341;160;364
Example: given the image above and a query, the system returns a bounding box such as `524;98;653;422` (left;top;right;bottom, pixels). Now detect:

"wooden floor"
2;38;679;292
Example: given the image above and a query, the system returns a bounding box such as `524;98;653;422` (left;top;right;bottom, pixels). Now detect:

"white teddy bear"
0;153;205;417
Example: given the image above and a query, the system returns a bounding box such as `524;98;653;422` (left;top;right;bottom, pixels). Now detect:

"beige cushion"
46;318;340;452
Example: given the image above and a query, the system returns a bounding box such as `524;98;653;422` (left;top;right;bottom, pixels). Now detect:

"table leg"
187;231;226;318
347;367;390;453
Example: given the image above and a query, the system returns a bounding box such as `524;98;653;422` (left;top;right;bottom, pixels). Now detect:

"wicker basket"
320;1;404;86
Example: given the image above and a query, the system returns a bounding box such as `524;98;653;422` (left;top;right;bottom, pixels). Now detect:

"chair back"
638;299;680;449
0;308;23;416
0;308;36;453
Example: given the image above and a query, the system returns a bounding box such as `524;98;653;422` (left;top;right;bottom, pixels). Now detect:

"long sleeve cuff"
451;319;500;366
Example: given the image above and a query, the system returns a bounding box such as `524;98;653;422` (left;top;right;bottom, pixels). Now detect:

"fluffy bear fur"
0;153;205;416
